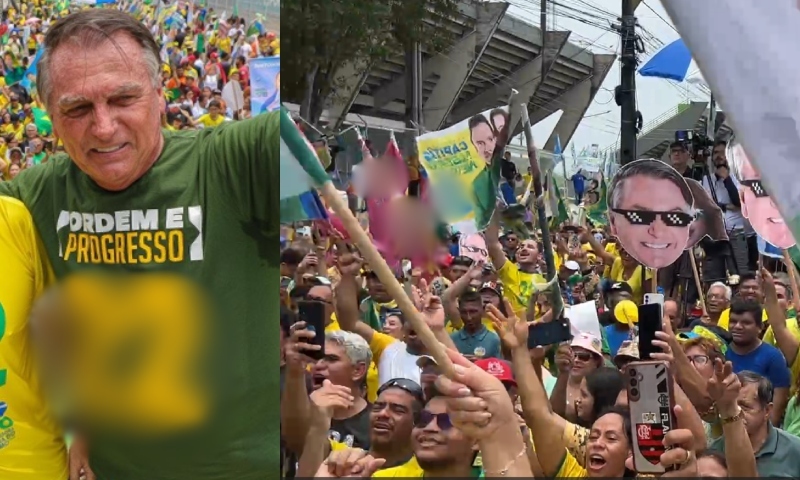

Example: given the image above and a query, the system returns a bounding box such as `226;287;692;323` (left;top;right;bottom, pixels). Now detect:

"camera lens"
629;368;637;377
630;388;639;397
630;378;638;387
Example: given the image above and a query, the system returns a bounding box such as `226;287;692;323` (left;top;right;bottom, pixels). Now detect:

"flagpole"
317;180;455;377
520;106;561;313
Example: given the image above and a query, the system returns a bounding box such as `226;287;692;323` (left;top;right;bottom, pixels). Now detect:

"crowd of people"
0;0;278;181
279;137;800;477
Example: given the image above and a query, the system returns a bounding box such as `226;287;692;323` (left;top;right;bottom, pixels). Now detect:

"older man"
0;9;278;480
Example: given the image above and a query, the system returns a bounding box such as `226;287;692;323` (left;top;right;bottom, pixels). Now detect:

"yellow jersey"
330;440;423;477
197;114;226;128
717;307;768;330
497;261;547;316
0;196;67;479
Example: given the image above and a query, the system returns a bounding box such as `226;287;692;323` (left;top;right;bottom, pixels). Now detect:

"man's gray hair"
708;281;732;301
608;158;695;211
325;330;373;367
737;370;773;406
37;9;162;110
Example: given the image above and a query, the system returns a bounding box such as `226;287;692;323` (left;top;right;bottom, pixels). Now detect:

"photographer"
701;140;750;278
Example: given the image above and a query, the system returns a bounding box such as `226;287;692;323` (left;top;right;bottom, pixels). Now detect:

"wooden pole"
318;181;454;376
689;254;708;317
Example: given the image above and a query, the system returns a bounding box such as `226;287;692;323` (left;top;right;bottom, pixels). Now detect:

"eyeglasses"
378;378;425;403
740;179;768;198
573;351;594;362
414;410;452;431
687;354;710;366
612;208;694;227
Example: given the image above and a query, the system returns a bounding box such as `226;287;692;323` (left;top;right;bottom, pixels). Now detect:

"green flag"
32;107;52;136
585;175;608;226
551;179;570;229
195;33;205;53
232;0;239;18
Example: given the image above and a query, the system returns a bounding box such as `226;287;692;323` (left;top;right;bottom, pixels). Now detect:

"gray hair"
737;370;773;407
608;158;695;212
37;9;162;110
707;281;732;301
325;330;373;367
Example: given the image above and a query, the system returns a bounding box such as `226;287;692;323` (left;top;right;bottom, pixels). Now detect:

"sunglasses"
573;351;594;362
414;410;452;431
378;378;425;403
612;208;694;227
740;179;768;198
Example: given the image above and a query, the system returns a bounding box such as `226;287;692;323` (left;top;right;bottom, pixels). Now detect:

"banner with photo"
416;106;509;232
250;56;280;115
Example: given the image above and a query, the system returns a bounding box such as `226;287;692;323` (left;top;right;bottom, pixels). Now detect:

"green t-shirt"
0;111;280;479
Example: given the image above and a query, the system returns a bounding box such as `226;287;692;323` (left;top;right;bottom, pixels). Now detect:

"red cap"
473;358;516;387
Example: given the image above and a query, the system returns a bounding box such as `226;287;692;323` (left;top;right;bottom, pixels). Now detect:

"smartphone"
527;318;573;348
643;293;664;309
626;361;677;474
297;300;326;361
637;303;663;361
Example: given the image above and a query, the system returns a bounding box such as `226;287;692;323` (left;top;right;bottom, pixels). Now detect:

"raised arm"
488;301;569;476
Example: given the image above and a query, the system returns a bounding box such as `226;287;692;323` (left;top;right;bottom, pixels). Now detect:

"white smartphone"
643;293;664;308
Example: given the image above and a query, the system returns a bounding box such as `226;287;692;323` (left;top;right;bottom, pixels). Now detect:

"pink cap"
570;332;603;358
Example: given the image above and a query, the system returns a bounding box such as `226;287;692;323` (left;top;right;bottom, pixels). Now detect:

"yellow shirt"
497;261;547;316
554;449;588;477
0;196;67;479
325;315;379;402
372;455;424;477
717;308;768;330
197;114;226;128
605;256;651;305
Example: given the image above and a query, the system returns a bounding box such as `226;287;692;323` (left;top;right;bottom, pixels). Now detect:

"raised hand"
315;448;385;478
434;348;518;440
310;379;355;420
486;299;528;350
707;358;741;417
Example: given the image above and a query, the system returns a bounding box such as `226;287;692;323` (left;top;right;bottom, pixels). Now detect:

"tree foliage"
282;0;461;126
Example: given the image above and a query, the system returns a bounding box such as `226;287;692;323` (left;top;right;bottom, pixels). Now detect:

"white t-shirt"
377;341;422;386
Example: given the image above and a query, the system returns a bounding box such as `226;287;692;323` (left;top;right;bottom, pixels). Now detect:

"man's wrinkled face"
706;285;729;314
736;147;796;248
48;34;165;192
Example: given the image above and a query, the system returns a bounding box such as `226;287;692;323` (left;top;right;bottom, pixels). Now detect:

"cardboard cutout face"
607;159;695;269
727;141;796;249
685;178;729;247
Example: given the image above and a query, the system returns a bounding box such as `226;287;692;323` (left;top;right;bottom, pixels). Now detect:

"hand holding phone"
297;301;327;361
527;318;572;348
284;320;323;368
626;361;677;474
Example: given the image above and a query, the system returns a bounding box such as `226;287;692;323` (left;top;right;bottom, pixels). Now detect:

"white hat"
564;260;580;271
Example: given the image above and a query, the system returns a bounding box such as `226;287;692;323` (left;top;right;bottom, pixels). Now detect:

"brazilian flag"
32;107;52;136
166;88;182;102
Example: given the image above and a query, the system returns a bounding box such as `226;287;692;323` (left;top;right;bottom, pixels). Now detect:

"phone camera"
630;388;639;397
630;378;638;387
307;325;316;333
629;368;637;377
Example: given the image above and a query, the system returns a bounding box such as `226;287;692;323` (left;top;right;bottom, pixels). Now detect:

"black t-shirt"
329;404;372;450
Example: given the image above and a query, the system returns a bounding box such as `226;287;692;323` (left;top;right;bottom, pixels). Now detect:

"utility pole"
405;42;423;137
618;0;638;165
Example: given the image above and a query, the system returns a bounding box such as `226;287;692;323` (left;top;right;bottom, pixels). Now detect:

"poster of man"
607;159;696;269
417;105;510;232
728;140;797;249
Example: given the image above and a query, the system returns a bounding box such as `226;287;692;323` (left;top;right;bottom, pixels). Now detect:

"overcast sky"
504;0;709;153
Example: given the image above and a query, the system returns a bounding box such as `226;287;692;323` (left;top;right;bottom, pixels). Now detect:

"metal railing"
602;102;692;154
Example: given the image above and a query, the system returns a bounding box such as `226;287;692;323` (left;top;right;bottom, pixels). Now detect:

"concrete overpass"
318;0;615;153
603;101;733;162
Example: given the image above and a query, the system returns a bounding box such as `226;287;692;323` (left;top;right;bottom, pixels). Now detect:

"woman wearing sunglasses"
551;333;605;424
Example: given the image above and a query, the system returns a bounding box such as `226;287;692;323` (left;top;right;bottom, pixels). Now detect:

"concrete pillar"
543;53;615;151
422;2;508;130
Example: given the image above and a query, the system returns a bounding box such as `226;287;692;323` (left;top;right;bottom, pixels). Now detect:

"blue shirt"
571;174;586;194
726;342;791;388
604;324;630;357
450;325;502;359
